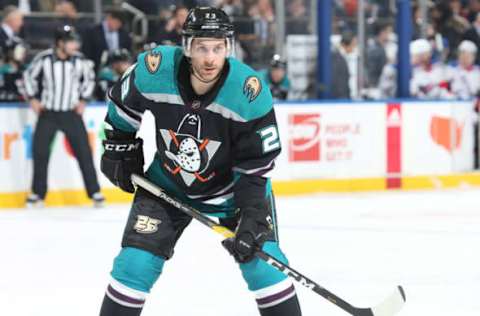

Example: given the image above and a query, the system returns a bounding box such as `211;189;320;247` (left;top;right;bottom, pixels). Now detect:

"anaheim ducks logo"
159;114;221;187
243;76;262;102
145;51;161;73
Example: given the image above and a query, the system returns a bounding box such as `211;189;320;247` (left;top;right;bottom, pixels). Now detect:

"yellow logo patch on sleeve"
145;52;162;74
243;76;262;102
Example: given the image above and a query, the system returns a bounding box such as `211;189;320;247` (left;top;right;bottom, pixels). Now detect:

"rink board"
0;100;479;207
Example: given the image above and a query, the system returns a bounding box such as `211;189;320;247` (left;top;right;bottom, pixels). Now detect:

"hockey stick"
131;174;406;316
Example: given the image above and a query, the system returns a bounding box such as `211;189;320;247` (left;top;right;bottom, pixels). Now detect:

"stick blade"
369;286;406;316
353;286;405;316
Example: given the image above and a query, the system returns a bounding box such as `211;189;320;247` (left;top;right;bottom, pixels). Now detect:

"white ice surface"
1;188;480;315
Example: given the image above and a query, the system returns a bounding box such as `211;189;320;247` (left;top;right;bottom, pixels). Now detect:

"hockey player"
446;40;480;169
95;49;132;100
0;38;27;101
99;7;302;316
258;54;290;101
446;40;480;100
410;38;452;99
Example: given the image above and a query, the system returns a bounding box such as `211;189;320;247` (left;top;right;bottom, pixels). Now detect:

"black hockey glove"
101;136;144;193
222;200;273;263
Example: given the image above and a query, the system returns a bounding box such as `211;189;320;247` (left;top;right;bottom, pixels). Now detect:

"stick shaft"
131;174;365;314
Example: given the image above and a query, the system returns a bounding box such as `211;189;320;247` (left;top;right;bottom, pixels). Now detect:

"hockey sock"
99;279;147;316
257;292;302;316
99;293;143;316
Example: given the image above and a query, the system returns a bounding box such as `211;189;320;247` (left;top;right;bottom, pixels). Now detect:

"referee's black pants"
32;110;100;199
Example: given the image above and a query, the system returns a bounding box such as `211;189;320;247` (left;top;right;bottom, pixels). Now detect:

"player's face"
190;38;227;81
270;67;285;83
112;61;131;76
459;51;475;67
417;52;431;66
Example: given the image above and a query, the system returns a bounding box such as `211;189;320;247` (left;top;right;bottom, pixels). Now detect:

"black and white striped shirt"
23;49;95;111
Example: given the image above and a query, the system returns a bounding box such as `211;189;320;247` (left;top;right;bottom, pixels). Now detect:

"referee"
23;25;105;208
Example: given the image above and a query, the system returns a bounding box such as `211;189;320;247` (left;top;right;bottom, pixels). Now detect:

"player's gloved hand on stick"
101;132;144;193
223;199;273;263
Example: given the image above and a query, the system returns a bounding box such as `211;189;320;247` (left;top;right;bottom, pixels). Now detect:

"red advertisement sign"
288;113;321;162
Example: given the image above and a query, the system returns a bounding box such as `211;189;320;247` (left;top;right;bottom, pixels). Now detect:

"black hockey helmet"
181;7;234;57
270;54;287;69
55;24;80;44
108;48;131;64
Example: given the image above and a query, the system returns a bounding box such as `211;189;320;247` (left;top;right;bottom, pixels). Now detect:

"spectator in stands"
411;4;420;38
241;0;275;67
465;0;480;23
152;5;189;46
447;40;480;100
0;37;27;101
463;12;480;65
366;21;392;88
411;3;427;40
426;24;448;63
331;31;355;99
431;0;470;61
340;30;359;98
0;6;24;53
95;48;132;100
69;0;93;12
0;0;39;12
252;0;275;22
82;8;131;71
377;56;397;99
258;54;290;101
54;1;84;33
377;38;399;99
247;0;275;44
371;0;393;18
36;0;56;11
55;0;78;21
410;38;452;99
218;0;244;17
449;0;471;35
127;0;160;15
286;0;308;35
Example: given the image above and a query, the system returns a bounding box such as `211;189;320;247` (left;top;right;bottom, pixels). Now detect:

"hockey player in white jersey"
447;40;480;100
410;39;453;99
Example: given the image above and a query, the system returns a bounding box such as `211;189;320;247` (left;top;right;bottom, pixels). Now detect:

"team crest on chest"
243;76;262;102
159;114;221;187
145;51;161;73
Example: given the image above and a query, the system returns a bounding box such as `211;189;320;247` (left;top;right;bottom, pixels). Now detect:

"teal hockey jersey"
105;45;281;213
